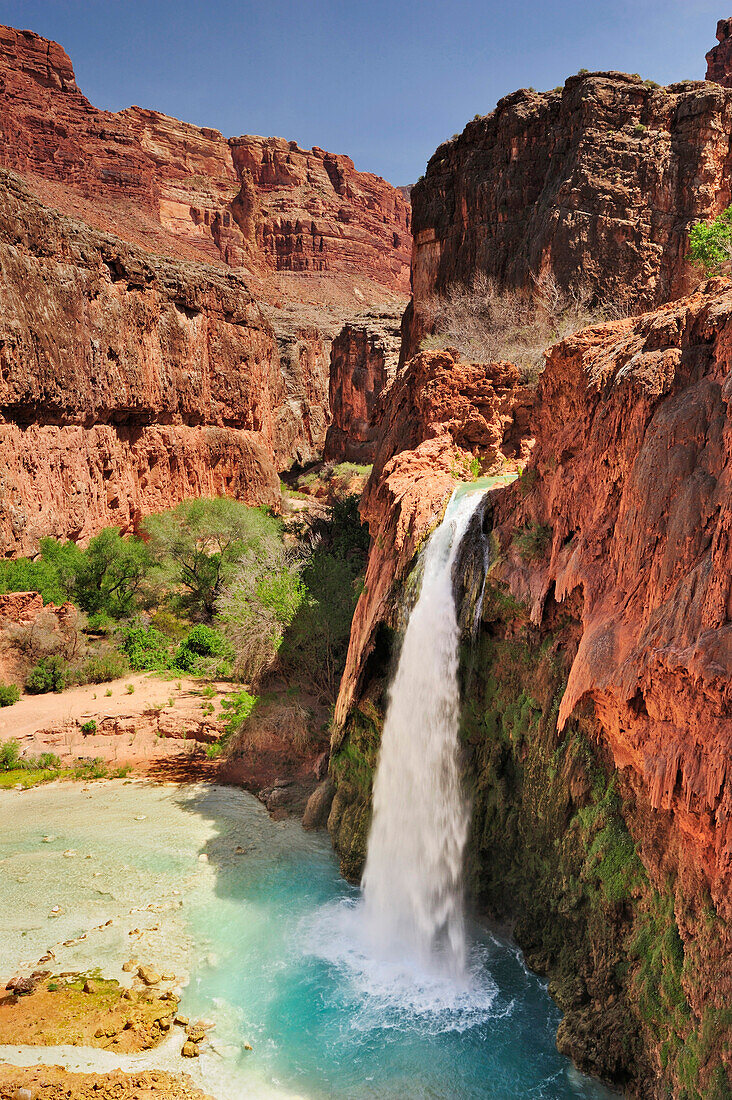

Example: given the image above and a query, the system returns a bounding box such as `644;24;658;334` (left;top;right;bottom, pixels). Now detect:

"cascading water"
361;487;485;978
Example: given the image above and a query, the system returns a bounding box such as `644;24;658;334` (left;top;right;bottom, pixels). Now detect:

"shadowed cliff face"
405;72;732;359
323;315;402;463
0;25;410;291
0;172;282;555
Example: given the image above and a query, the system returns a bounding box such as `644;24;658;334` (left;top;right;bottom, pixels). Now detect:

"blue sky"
0;0;722;184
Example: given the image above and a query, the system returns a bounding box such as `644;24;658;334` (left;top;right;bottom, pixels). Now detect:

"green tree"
688;206;732;275
71;528;151;617
144;498;282;619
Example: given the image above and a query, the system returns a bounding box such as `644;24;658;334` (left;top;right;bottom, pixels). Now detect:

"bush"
120;626;172;671
78;651;130;684
422;271;625;384
144;498;283;619
689;206;732;275
0;683;20;707
0;739;21;770
174;625;231;673
220;690;259;737
81;719;97;734
25;655;67;694
514;522;553;562
0;556;68;605
71;528;151;618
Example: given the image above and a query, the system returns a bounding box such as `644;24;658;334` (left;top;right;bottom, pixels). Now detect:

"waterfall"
361;487;485;979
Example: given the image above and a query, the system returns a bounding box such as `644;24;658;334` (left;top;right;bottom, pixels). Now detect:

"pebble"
12;1089;33;1100
62;849;77;858
134;814;147;821
181;1040;199;1058
41;836;55;843
198;853;209;863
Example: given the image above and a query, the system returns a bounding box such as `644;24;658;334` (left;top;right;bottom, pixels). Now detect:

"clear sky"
0;0;722;185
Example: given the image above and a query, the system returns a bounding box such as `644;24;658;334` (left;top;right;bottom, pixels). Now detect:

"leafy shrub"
0;556;68;605
0;683;20;707
81;719;97;734
689;205;732;275
220;690;258;737
0;739;21;770
174;625;231;673
514;523;553;562
143;498;283;619
25;655;67;694
121;626;172;671
79;651;130;684
85;611;113;635
149;609;189;642
70;528;151;618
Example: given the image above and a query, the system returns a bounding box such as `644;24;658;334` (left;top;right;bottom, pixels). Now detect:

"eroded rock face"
329;289;732;1095
333;350;533;729
0;171;281;554
405;72;732;358
0;25;410;290
706;18;732;88
493;280;732;911
323;313;401;463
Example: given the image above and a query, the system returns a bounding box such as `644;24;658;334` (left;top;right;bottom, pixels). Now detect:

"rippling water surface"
0;781;615;1099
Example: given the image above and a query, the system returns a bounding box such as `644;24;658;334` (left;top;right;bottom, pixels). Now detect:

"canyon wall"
0;22;412;536
405;71;732;358
323;312;402;463
329;282;731;1096
706;18;732;89
0;25;410;291
0;171;282;555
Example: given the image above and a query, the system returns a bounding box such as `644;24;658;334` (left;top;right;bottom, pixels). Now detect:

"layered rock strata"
332;349;533;732
323;312;402;463
405;71;732;358
0;25;410;289
0;171;281;555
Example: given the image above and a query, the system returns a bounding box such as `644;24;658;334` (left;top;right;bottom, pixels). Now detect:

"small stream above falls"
0;780;615;1099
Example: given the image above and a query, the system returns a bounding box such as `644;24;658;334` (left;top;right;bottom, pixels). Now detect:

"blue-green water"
0;782;615;1099
180;785;613;1100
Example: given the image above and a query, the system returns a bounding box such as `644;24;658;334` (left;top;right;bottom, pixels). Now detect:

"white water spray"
361;487;485;979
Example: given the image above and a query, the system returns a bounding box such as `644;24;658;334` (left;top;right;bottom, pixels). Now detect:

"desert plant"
514;522;553;562
422;271;623;383
78;651;130;684
120;626;172;672
0;683;20;707
143;498;283;619
81;719;97;735
25;655;67;694
0;739;22;770
689;205;732;275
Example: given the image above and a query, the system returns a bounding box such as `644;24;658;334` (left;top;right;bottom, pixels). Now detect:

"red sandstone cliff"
331;286;732;1094
323;313;402;463
0;171;282;555
333;350;533;729
706;18;732;89
491;282;732;913
0;25;410;291
405;72;732;359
